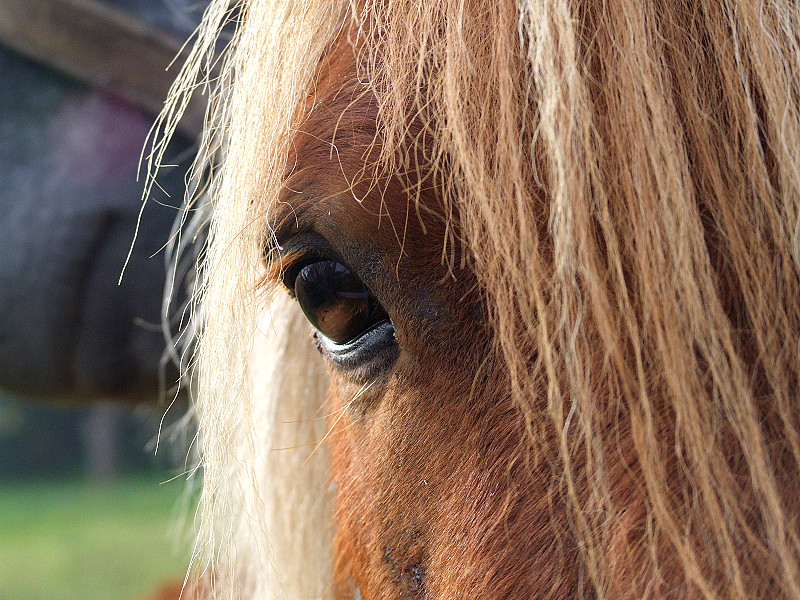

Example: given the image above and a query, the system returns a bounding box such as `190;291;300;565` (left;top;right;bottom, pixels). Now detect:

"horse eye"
292;259;388;344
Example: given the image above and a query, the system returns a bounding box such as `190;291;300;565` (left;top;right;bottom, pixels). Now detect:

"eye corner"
278;259;303;296
268;232;340;292
272;251;323;295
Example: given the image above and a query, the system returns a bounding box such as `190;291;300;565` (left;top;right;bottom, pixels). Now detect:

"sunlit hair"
153;1;800;598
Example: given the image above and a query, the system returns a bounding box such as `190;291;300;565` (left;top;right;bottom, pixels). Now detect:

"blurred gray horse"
0;1;204;402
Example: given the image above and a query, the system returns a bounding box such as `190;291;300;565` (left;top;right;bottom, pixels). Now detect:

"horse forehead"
269;189;384;251
268;41;459;302
274;139;434;261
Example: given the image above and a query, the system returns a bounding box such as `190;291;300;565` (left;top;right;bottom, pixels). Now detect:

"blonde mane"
155;1;800;598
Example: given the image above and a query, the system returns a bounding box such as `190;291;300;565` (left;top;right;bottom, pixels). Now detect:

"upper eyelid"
262;248;316;291
265;231;345;288
271;231;344;264
266;230;388;307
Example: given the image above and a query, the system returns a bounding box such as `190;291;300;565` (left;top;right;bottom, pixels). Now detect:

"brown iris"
293;260;388;344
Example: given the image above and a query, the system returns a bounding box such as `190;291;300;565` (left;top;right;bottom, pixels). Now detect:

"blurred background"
0;1;210;598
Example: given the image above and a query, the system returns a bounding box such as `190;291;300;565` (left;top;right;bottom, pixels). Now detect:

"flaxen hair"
153;1;800;598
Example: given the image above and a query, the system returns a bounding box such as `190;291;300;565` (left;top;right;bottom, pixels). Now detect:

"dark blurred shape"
0;51;191;401
103;0;206;36
0;0;206;402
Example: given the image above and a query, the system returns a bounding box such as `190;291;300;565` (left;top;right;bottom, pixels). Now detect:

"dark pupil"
294;260;379;344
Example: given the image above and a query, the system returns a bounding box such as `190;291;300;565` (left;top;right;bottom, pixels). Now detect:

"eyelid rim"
279;253;326;296
264;231;346;291
266;231;392;321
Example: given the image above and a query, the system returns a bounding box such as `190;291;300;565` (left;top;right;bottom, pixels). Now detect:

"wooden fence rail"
0;0;206;136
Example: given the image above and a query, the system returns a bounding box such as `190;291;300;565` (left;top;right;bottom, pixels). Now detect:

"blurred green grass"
0;476;196;600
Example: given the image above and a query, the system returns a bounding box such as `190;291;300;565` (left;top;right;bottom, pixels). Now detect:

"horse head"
165;2;800;598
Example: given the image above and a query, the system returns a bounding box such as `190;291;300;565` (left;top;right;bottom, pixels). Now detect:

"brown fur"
159;1;800;598
270;7;800;597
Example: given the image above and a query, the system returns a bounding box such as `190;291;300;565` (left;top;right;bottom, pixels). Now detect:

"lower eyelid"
315;320;399;380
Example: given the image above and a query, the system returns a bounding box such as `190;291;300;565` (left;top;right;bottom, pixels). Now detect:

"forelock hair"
155;1;800;598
